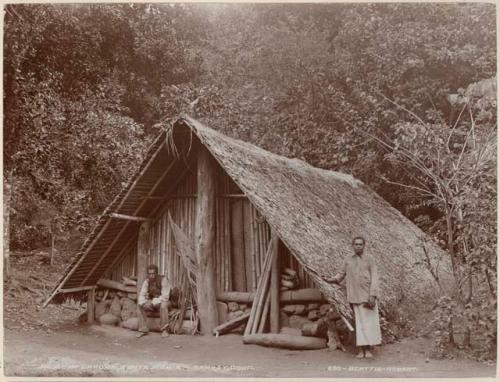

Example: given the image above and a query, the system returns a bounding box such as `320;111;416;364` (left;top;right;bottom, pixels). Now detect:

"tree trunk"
195;147;218;334
137;221;150;296
3;170;13;278
448;318;455;346
485;268;496;298
50;229;55;266
445;211;466;302
445;213;457;276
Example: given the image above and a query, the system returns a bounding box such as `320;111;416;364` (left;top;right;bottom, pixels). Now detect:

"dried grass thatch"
179;115;453;319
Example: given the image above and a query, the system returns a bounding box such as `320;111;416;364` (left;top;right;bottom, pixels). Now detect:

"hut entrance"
103;160;317;333
107;161;316;293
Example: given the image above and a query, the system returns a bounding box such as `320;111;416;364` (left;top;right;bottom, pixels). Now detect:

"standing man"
327;236;381;358
136;264;171;338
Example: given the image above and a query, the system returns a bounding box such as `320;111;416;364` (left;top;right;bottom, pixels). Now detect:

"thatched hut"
44;114;452;335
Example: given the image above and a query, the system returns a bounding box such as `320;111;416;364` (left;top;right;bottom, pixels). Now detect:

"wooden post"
87;287;96;324
3;170;13;278
243;202;254;291
195;147;218;334
137;221;150;296
231;200;246;291
270;234;280;333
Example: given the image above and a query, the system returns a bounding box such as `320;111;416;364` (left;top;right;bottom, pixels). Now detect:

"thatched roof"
182;115;452;317
45;114;452;318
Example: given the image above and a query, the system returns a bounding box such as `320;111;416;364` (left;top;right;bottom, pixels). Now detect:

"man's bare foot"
356;350;365;358
364;350;374;359
161;331;170;338
136;332;147;338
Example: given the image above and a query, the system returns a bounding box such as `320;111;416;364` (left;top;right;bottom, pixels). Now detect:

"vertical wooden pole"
243;202;255;291
195;146;218;334
230;200;246;291
270;233;280;333
137;221;150;295
3;170;13;278
87;287;96;324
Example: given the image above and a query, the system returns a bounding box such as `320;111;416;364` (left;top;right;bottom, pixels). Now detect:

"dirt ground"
3;323;496;378
2;252;497;379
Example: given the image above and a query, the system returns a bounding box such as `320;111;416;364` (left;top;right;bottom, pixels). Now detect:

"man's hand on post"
327;276;339;285
368;296;376;309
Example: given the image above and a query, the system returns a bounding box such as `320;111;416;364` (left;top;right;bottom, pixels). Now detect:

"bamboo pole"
244;237;275;335
252;277;270;334
215;197;221;292
255;210;262;278
220;197;225;292
249;205;257;290
225;178;232;291
221;197;225;291
243;202;256;291
251;207;261;280
242;202;253;292
227;214;232;292
270;234;280;333
109;213;151;223
224;198;230;291
258;216;266;279
258;291;271;333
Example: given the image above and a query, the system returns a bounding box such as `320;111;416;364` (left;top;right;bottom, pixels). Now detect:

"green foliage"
430;295;496;361
4;3;202;249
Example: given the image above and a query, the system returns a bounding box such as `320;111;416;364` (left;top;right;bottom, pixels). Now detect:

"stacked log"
281;301;331;331
280;268;299;291
216;288;324;304
94;277;197;334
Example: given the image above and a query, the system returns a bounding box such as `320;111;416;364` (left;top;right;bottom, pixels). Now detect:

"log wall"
108;163;315;291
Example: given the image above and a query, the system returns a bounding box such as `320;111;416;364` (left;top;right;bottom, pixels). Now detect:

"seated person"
136;264;172;338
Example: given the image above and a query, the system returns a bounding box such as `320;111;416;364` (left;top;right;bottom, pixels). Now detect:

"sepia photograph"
3;2;497;379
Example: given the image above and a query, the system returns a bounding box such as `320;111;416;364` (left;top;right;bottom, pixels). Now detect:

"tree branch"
380;176;439;199
374;90;428;128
